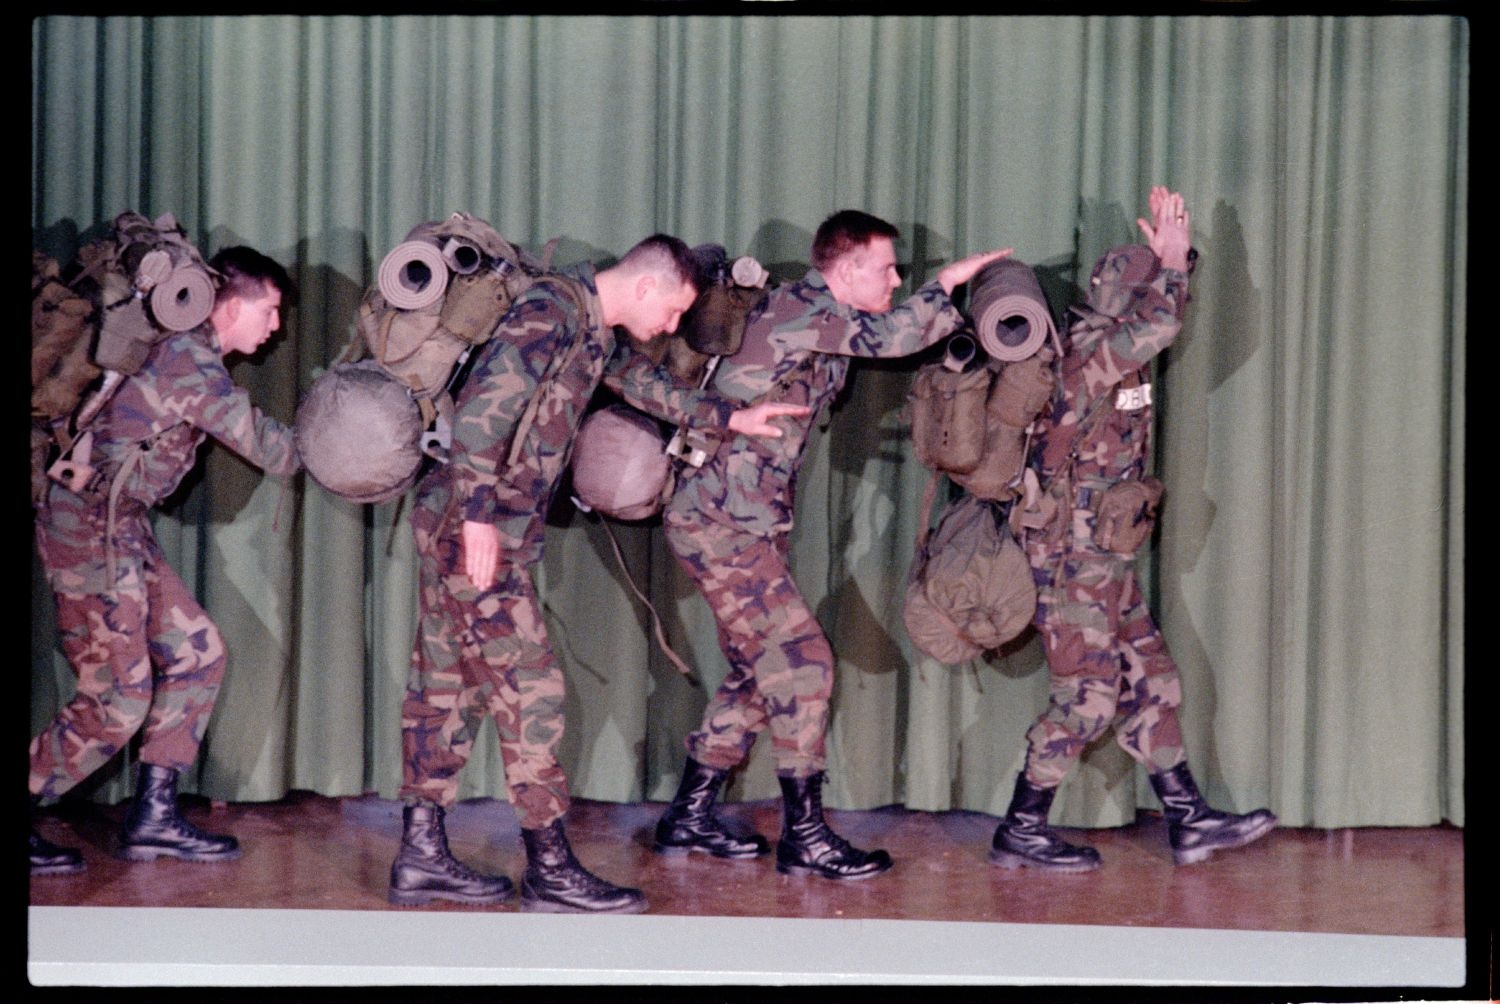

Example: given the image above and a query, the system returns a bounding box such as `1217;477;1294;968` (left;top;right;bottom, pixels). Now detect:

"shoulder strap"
503;275;594;469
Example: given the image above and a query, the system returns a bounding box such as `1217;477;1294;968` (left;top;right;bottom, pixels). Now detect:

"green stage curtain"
31;15;1465;827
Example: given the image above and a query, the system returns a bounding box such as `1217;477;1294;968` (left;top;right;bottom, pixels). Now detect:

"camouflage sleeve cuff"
606;346;736;432
1159;267;1190;315
458;480;498;525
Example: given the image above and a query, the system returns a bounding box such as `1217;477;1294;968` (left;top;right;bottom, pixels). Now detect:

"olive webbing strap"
505;276;589;470
593;514;698;684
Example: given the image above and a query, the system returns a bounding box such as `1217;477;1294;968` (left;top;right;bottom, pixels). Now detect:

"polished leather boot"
116;764;240;862
775;773;892;880
30;794;85;876
388;802;515;906
1149;762;1278;865
988;774;1101;872
653;758;770;859
520;819;647;914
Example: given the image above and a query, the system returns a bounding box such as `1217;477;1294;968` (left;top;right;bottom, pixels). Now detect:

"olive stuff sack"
296;213;569;503
903;490;1036;664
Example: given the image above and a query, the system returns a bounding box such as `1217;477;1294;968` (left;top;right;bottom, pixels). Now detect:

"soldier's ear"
635;273;657;301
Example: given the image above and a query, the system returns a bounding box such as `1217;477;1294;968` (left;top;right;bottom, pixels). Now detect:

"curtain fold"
31;15;1465;827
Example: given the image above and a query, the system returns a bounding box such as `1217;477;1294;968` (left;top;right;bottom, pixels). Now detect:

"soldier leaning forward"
390;235;804;914
30;247;300;876
651;210;1013;880
993;187;1277;872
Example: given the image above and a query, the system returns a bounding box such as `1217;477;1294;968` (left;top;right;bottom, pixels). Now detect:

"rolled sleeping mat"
149;265;217;331
941;331;978;372
295;360;426;504
441;237;483;275
378;239;449;310
968;258;1056;362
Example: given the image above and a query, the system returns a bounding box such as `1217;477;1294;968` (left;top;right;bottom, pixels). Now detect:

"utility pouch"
437;268;514;345
908;363;992;475
1092;476;1165;555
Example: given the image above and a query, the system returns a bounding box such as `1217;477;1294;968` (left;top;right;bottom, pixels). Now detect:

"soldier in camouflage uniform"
991;188;1277;871
391;234;805;913
30;246;299;876
652;211;1013;880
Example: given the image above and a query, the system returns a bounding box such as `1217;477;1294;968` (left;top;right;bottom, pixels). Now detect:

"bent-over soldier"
392;234;805;913
30;246;299;875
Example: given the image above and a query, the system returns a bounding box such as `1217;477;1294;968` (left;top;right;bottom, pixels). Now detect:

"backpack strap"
592;515;698;683
503;275;592;470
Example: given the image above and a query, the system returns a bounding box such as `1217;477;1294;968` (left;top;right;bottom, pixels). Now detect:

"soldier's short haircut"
210;246;296;305
811;210;900;271
616;234;703;295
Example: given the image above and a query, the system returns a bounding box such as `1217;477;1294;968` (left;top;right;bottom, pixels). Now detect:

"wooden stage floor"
29;789;1463;939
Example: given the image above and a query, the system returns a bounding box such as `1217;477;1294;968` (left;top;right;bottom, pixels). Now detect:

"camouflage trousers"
1022;535;1186;789
399;504;570;828
31;502;227;800
664;512;834;778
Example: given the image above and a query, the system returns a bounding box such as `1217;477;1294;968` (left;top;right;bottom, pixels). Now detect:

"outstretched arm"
935;247;1015;296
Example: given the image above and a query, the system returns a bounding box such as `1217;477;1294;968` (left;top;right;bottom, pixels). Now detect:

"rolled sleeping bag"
378;239;449;310
295;360;426;504
570;405;672;521
967;258;1056;362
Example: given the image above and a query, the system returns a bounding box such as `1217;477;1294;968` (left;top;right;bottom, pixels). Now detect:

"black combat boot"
116;763;240;862
520;819;647;914
988;774;1101;872
653;758;770;859
388;802;515;906
1149;762;1278;866
775;773;893;880
30;794;85;876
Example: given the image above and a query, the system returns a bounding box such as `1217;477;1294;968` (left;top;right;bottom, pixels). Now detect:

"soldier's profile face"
626;278;699;342
839;236;902;313
218;281;283;356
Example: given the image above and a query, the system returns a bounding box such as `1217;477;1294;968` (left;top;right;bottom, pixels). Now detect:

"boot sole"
115;846;242;863
775;860;892;881
388;886;515;907
519;895;648;915
988;848;1100;873
30;861;87;877
652;841;767;860
1173;817;1278;866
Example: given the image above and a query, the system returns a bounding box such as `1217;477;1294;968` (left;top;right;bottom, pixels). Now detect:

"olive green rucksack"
297;213;577;504
32;211;219;499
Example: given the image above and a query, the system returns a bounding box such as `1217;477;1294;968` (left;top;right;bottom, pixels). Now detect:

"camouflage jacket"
44;324;300;514
1033;254;1189;492
423;262;735;548
672;269;963;536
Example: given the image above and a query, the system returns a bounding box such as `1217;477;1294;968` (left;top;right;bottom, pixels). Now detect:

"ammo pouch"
909;363;991;475
1092;476;1165;555
437;268;519;345
948;354;1055;501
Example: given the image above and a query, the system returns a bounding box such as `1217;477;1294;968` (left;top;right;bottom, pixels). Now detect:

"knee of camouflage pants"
1024;674;1121;788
